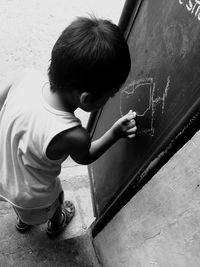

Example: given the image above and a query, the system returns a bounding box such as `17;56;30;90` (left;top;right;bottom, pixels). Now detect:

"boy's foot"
15;217;32;232
46;200;75;237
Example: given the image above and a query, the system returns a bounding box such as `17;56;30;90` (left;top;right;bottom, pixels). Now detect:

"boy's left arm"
70;110;137;165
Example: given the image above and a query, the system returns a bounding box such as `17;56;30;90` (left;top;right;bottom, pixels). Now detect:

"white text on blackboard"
179;0;200;20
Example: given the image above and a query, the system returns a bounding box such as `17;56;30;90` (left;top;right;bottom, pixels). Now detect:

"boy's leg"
47;200;75;237
49;205;63;227
16;217;32;232
13;207;32;232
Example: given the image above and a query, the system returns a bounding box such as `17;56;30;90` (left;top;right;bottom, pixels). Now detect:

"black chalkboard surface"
88;0;200;230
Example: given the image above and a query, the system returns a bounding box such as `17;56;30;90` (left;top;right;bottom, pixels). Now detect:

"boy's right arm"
68;111;137;165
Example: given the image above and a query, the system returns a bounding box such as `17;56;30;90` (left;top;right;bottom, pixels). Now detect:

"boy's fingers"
126;120;136;128
125;111;137;139
126;126;137;133
127;110;136;118
127;133;136;139
122;111;137;123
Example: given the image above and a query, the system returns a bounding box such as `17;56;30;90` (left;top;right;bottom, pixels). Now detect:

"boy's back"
0;69;81;210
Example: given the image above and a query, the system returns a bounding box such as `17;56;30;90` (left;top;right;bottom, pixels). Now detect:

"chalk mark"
152;76;170;115
120;76;171;137
120;78;155;136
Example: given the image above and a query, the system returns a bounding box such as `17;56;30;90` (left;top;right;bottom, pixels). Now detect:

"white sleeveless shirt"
0;69;81;209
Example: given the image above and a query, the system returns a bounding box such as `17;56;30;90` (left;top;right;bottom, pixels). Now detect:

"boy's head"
48;16;131;101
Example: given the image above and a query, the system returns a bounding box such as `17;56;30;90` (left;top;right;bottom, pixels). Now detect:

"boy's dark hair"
48;16;131;97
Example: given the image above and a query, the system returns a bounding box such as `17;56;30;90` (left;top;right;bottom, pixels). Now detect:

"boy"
0;17;137;237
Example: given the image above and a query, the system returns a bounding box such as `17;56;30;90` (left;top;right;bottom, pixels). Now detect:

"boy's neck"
43;83;78;113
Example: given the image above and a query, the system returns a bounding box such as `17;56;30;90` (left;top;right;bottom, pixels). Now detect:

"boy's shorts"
13;191;64;225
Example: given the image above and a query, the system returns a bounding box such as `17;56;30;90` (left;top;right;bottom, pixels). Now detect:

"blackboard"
88;0;200;231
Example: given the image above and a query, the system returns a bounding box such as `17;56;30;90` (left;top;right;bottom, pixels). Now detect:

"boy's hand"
112;110;137;139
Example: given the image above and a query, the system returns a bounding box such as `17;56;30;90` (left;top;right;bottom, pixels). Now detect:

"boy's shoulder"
47;125;91;160
64;125;91;149
6;68;43;90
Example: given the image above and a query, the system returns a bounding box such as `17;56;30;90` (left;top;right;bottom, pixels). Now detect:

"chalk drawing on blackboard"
153;76;171;114
163;22;189;62
120;78;155;136
120;76;171;136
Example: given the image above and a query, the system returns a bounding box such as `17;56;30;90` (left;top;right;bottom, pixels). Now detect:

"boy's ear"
79;92;92;106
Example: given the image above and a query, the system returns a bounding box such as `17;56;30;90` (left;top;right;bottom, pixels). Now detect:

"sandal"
46;200;75;237
15;217;32;232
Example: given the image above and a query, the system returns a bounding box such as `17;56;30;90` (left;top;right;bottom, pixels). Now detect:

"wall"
93;130;200;267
